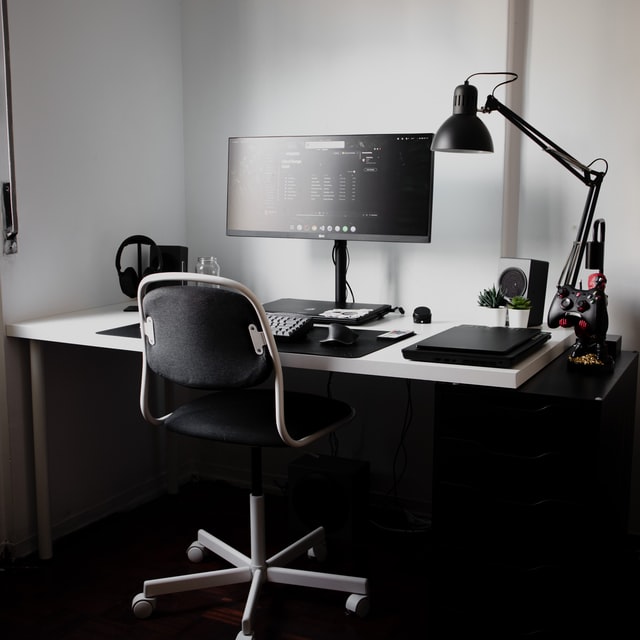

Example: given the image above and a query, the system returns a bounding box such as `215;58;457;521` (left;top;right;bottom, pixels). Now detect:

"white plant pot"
479;306;507;327
508;308;530;328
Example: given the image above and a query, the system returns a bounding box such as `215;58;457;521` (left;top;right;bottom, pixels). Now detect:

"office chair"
131;272;369;639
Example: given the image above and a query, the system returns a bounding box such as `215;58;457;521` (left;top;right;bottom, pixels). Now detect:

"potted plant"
507;295;532;328
477;285;507;326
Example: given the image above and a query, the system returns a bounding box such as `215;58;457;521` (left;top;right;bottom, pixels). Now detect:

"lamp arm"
483;93;605;287
483;94;604;187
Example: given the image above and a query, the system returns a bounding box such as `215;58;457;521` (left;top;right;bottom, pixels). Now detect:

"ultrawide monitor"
226;132;434;243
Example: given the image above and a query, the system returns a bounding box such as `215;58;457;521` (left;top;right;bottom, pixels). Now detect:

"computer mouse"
320;323;359;346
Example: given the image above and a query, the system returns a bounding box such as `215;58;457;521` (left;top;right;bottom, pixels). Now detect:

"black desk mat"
97;323;141;339
278;327;386;358
97;324;388;358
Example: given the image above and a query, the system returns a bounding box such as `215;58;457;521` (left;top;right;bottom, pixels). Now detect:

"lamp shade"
431;82;494;153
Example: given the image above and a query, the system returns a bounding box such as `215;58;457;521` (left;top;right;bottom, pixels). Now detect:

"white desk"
6;302;575;559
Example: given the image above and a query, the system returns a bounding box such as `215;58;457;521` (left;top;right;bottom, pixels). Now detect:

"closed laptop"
402;324;551;368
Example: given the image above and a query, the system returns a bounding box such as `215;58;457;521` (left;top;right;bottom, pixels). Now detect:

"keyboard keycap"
266;312;313;342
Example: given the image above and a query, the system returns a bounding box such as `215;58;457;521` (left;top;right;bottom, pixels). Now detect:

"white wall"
2;0;186;322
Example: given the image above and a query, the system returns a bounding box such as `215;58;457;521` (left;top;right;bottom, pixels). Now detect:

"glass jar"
195;256;220;277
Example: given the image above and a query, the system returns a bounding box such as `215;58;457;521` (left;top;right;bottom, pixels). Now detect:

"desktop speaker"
151;245;189;273
497;257;549;327
288;454;369;545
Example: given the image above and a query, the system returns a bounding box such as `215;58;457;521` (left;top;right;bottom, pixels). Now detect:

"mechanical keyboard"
266;311;314;342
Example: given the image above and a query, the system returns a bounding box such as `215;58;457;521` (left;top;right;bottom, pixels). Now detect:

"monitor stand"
264;242;392;325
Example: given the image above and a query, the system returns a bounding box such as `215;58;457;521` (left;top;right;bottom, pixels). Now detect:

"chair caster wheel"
187;541;207;563
307;542;327;562
132;593;156;619
346;593;370;618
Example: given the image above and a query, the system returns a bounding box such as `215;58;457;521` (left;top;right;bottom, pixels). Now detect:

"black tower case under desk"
430;350;638;638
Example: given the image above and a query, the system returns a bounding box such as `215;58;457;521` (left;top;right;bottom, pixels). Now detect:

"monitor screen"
226;132;434;243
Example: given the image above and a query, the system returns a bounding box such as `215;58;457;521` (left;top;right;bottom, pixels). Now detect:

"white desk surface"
6;302;575;389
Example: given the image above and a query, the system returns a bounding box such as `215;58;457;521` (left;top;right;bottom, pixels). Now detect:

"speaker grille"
498;267;527;298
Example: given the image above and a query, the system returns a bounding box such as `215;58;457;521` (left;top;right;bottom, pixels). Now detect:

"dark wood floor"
1;479;639;639
0;480;431;640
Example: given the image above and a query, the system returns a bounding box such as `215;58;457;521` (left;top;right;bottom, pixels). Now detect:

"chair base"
132;493;370;638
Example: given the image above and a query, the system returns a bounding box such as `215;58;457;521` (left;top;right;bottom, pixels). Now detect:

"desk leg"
29;341;53;560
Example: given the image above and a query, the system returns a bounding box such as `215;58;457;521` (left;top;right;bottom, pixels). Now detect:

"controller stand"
548;274;613;372
547;220;614;373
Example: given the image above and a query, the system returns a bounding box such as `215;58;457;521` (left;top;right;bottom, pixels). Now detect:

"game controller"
547;274;608;335
547;273;612;369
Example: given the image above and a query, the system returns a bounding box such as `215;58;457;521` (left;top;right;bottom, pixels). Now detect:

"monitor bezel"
225;132;435;244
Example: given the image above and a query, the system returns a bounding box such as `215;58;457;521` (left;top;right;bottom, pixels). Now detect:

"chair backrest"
141;280;272;390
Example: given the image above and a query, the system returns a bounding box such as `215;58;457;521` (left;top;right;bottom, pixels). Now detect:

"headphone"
115;235;163;298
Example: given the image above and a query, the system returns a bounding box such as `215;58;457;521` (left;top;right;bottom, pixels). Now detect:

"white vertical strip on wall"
501;0;531;257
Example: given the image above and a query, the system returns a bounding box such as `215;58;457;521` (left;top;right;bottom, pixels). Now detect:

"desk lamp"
432;72;613;371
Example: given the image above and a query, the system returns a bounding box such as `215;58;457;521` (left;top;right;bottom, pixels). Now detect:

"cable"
390;379;413;501
327;372;428;533
369;379;431;534
331;242;355;303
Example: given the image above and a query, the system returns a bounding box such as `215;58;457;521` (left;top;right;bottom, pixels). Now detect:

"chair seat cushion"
164;389;354;447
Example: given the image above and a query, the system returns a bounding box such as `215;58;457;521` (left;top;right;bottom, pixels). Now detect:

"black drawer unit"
430;350;638;638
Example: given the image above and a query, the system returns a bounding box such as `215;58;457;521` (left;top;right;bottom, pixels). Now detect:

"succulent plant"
507;295;532;310
477;285;507;308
